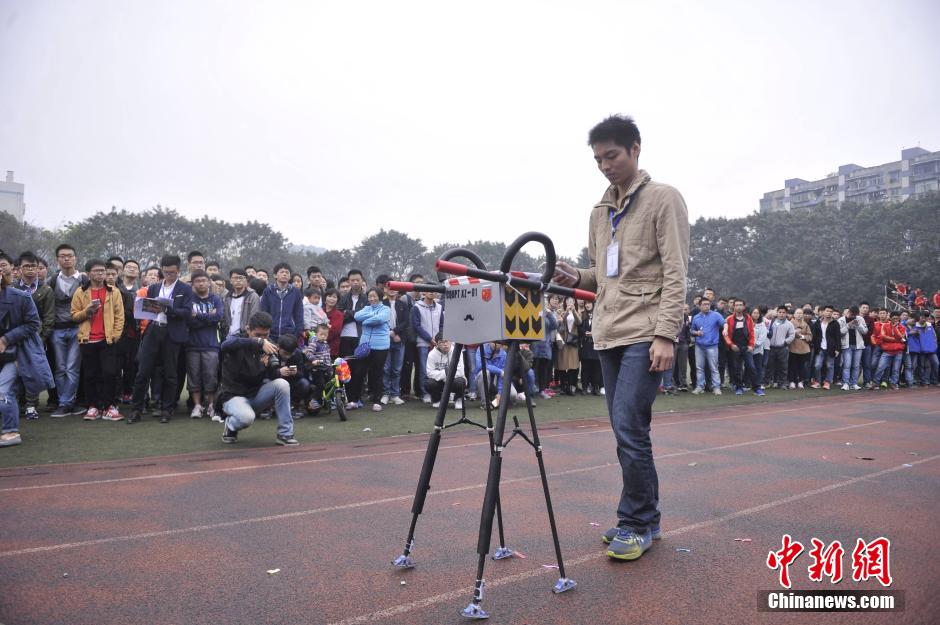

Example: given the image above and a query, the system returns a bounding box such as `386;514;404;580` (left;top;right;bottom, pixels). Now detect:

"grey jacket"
838;315;868;350
768;319;795;348
222;288;260;337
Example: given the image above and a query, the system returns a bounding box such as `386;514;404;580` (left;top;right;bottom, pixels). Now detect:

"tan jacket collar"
595;169;652;214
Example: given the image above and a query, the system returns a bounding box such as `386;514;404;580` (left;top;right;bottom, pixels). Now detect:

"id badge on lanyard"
607;210;623;278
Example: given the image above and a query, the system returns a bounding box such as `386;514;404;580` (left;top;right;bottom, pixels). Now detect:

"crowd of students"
1;245;938;449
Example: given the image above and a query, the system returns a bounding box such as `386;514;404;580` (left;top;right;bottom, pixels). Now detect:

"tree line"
3;193;937;307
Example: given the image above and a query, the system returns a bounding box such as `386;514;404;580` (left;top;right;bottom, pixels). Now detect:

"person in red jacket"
873;311;906;389
932;291;940;309
723;299;760;395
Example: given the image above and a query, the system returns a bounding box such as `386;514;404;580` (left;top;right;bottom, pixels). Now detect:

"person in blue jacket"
354;287;390;412
260;262;305;343
1;249;52;447
908;312;938;385
689;296;726;394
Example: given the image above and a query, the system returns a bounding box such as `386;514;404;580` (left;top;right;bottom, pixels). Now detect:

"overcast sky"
2;0;938;258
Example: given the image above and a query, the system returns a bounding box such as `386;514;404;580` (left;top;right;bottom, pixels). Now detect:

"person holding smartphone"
70;259;125;421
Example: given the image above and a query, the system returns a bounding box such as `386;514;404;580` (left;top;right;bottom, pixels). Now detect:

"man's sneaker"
516;391;526;402
455;398;463;410
734;387;744;396
190;405;204;419
208;404;221;422
754;388;766;396
276;435;299;446
822;381;830;390
159;410;172;423
391;396;405;405
83;407;100;421
372;403;382;412
431;401;441;408
121;392;133;404
308;399;322;411
712;388;722;396
891;384;900;390
103;406;124;421
606;527;654;561
126;410;142;424
380;395;389;405
355;401;364;409
468;392;478;401
0;432;22;447
691;387;704;395
603;525;662;544
788;382;796;389
345;402;358;411
797;382;805;389
25;407;40;420
880;381;888;389
851;384;862;391
599;387;606;395
810;381;821;389
222;425;238;443
539;390;552;399
422;394;432;404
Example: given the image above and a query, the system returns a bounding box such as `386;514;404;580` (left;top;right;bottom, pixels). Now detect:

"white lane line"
0;396;884;493
326;453;940;625
0;420;885;558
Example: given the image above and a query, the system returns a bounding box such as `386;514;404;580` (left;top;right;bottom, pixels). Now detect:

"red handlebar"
435;260;470;276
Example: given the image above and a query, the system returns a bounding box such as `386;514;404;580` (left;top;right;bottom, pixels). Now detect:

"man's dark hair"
758;305;767;316
278;334;298;353
160;254;182;269
249;277;267;295
0;249;13;265
849;305;860;315
273;262;292;275
187;250;205;262
55;243;76;257
434;331;445;342
735;298;746;307
889;311;900;318
190;270;209;282
124;259;139;269
699;296;711;304
37;256;49;268
337;277;349;287
408;273;424;282
777;304;789;312
107;255;124;265
230;268;248;278
16;251;39;267
206;260;220;269
145;265;163;279
910;311;921;321
244;264;255;272
306;265;321;277
588;115;641;149
248;311;273;330
85;259;107;272
347;269;364;279
860;301;870;307
304;286;320;298
703;287;713;293
375;273;390;285
824;305;835;311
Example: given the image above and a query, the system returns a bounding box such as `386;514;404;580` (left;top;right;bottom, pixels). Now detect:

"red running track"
0;390;938;625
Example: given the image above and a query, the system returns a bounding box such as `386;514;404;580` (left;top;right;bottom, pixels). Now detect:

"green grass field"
0;388;833;468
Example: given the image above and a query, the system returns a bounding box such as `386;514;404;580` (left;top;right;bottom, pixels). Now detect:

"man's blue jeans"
841;347;863;386
598;342;662;533
694;344;719;390
51;327;81;406
383;341;405;398
1;362;20;434
860;345;873;385
222;378;294;438
416;345;431;398
814;351;835;383
874;353;902;385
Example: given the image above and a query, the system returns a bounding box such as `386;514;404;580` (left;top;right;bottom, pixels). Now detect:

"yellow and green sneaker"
605;528;654;560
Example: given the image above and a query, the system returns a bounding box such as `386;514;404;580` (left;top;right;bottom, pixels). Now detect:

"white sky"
2;0;938;258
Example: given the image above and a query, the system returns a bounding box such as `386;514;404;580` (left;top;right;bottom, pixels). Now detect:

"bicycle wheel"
335;387;348;422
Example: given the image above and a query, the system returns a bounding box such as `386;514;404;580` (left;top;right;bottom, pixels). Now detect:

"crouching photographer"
217;311;299;446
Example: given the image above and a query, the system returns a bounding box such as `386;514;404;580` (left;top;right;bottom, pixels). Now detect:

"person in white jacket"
425;333;466;409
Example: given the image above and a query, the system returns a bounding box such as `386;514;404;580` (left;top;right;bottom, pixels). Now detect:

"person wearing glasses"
47;243;90;417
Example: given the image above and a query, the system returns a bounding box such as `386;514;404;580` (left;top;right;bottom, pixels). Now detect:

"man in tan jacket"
71;259;125;420
556;115;689;562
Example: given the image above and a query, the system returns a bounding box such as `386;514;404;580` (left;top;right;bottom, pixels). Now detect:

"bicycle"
308;357;352;421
